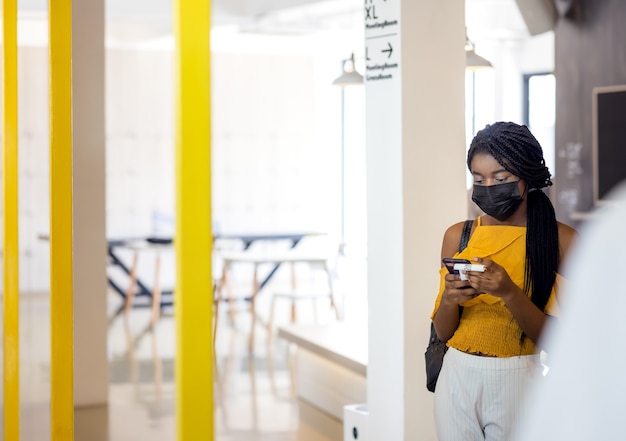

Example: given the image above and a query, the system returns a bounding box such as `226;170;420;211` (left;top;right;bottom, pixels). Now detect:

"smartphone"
442;257;471;275
442;257;485;282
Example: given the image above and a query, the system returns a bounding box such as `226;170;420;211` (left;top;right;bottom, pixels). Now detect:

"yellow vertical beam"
174;0;214;439
2;0;20;439
49;0;75;439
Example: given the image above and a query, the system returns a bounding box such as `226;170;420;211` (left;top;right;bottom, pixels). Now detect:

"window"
524;73;556;178
465;68;495;188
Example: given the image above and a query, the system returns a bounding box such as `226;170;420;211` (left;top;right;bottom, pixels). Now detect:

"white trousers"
434;347;542;441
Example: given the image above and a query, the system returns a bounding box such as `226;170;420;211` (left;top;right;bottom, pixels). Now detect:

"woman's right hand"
442;273;480;305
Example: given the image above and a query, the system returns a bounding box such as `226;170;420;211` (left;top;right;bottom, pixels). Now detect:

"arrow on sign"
382;42;393;58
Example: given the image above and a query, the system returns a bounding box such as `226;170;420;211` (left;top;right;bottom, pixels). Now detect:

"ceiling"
18;0;530;52
18;0;532;48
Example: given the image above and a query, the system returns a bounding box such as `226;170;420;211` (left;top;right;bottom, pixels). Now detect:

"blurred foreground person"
513;181;626;441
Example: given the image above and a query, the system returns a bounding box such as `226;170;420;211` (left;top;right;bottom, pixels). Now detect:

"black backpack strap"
455;219;474;320
458;219;473;253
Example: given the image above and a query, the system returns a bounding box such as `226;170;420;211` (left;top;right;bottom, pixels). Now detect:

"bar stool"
267;259;340;330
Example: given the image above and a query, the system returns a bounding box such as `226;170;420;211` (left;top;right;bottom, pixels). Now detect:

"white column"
72;0;108;406
365;1;466;439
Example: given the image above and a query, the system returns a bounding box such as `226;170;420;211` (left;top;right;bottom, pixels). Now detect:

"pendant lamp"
332;53;363;87
465;34;492;70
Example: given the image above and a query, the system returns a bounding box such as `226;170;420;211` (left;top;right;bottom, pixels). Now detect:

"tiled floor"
2;268;366;441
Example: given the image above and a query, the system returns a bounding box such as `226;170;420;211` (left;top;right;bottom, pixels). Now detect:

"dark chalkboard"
593;85;626;202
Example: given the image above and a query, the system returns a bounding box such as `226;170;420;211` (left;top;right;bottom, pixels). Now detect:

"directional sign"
364;0;400;82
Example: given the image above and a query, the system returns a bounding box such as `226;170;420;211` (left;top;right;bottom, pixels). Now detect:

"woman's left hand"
464;257;518;299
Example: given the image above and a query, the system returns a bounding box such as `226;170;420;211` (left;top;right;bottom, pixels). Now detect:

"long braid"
525;189;559;311
467;122;559;312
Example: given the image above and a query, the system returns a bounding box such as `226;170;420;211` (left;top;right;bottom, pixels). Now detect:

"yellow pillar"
2;0;20;439
49;0;75;439
174;0;214;439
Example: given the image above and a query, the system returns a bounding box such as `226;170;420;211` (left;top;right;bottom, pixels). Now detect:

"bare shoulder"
557;221;578;258
440;220;474;261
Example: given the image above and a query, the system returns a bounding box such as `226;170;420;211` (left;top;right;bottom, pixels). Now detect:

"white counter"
278;323;367;425
278;323;367;375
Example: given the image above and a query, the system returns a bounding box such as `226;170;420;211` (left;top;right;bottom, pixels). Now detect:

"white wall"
10;32;358;295
105;49;176;240
9;47;51;294
478;31;554;123
211;52;338;235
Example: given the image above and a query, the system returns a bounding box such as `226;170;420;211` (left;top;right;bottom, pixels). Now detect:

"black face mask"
472;181;523;221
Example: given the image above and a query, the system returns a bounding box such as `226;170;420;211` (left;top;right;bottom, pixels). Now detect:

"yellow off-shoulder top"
431;216;563;357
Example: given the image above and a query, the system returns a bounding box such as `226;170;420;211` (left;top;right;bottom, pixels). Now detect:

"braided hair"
467;122;559;313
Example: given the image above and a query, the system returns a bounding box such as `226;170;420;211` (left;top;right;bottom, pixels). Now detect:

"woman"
431;122;577;441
